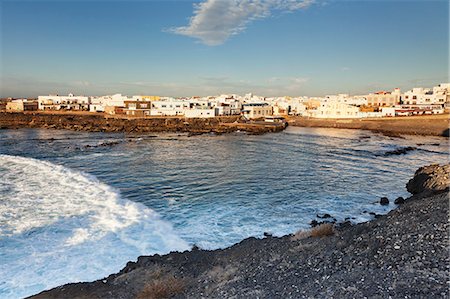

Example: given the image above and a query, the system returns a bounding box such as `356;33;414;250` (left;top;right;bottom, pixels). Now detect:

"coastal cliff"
30;164;449;299
0;112;286;135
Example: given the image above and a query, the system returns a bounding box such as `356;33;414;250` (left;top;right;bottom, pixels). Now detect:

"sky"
0;0;448;98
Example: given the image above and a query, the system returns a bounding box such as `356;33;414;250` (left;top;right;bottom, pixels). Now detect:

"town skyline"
2;82;447;100
1;0;448;98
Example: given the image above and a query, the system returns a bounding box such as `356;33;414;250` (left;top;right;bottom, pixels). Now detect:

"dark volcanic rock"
406;164;450;195
380;197;389;205
317;213;332;219
310;219;319;227
382;146;417;156
394;197;405;205
0;112;287;136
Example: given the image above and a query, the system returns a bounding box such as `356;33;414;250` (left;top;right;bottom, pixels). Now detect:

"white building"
150;100;190;116
242;103;273;119
382;105;444;117
184;108;217;118
310;102;361;118
323;94;367;106
403;84;449;106
365;89;401;107
38;94;89;110
89;104;104;112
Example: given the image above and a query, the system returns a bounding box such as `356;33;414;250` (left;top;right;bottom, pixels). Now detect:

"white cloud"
291;77;309;84
168;0;315;46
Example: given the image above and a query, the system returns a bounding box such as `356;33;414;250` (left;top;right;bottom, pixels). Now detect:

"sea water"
0;127;448;298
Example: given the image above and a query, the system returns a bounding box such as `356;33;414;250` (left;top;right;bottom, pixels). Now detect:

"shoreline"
29;164;450;299
288;114;450;137
0;112;287;135
1;111;449;137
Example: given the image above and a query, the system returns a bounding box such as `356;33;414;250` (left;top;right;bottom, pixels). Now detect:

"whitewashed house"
242;103;273;119
38;94;89;110
311;101;361;118
184;108;217;118
89;94;131;113
403;84;449;107
150;100;190;116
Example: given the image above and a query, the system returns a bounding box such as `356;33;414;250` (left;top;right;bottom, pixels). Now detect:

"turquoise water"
0;127;448;298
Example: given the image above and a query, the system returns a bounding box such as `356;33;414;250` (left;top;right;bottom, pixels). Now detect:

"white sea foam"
0;154;189;299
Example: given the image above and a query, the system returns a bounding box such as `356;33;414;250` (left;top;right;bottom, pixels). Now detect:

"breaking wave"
0;154;189;299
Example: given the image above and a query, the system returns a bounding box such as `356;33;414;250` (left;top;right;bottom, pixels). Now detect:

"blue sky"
1;0;448;97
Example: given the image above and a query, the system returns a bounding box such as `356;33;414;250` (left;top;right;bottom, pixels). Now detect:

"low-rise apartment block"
242;103;273;119
365;89;401;107
6;99;38;112
38;94;89;110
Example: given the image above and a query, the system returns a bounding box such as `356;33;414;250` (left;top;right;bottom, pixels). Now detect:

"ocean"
0;127;448;298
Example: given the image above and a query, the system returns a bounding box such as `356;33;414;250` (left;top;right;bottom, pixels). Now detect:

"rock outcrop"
0;112;287;135
406;163;450;195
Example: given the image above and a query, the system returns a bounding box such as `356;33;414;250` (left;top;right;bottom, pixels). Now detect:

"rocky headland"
30;164;449;299
0;112;286;135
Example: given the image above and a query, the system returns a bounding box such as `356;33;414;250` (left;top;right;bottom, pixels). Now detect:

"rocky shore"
0;112;287;135
288;114;450;137
30;164;449;299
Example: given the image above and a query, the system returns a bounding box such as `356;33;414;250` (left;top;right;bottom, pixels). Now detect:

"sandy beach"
288;114;450;137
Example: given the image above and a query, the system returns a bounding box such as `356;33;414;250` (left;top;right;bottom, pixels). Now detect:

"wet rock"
383;146;417;156
406;164;450;195
317;213;332;219
394;197;405;205
310;220;319;227
310;218;336;228
380;197;389;205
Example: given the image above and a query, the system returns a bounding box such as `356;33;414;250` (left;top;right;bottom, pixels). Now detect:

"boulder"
394;197;405;205
406;164;450;195
317;213;332;219
310;220;319;227
380;197;389;205
383;146;417;156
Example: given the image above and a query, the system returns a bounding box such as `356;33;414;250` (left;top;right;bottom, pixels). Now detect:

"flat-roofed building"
242;103;273;119
311;101;361;118
38;94;89;110
184;108;217;118
150;100;190;116
6;99;38;111
123;100;152;117
365;88;401;107
403;84;449;107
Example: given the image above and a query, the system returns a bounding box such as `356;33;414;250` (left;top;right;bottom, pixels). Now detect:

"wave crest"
0;154;189;299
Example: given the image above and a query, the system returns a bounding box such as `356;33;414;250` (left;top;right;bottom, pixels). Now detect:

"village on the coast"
2;83;449;120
